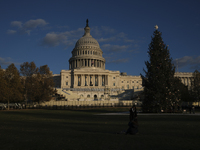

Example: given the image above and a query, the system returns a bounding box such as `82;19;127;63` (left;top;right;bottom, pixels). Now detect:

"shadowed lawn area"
0;108;199;150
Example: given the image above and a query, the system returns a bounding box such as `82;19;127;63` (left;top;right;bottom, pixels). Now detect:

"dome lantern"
84;19;91;37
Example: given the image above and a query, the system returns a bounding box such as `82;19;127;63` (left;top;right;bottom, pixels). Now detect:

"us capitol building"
53;20;193;101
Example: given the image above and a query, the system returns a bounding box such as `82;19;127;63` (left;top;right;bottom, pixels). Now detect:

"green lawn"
0;108;199;150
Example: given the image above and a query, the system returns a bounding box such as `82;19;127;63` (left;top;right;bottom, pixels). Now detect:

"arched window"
85;51;87;54
94;95;97;99
83;51;84;54
87;95;90;98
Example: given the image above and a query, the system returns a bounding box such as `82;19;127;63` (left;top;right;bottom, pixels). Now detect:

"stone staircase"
56;88;80;100
116;89;134;100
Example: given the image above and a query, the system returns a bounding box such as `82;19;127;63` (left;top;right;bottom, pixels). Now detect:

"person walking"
129;105;137;121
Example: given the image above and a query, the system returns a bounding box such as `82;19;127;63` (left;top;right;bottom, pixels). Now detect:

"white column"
61;74;64;88
74;74;76;87
105;75;107;86
98;75;101;87
74;60;76;68
81;75;84;86
93;75;95;87
88;75;90;86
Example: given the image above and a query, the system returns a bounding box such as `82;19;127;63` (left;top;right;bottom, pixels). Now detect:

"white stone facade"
53;20;193;100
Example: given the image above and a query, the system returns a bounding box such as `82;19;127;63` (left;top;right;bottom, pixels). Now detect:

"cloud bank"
41;28;83;47
173;56;200;71
0;57;21;66
8;19;48;35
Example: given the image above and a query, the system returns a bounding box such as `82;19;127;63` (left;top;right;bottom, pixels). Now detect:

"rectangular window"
113;83;115;86
113;77;115;79
66;82;68;85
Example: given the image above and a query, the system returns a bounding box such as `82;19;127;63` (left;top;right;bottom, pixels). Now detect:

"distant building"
53;20;193;101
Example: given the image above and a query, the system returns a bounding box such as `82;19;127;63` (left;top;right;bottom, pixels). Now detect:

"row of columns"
74;74;108;87
179;77;193;88
69;59;105;69
74;50;100;56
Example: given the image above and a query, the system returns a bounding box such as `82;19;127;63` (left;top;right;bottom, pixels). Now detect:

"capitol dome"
69;19;105;70
75;27;100;49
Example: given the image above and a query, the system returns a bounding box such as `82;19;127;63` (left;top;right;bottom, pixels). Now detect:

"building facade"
53;20;193;101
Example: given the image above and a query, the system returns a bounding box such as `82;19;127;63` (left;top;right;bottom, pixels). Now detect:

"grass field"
0;108;200;150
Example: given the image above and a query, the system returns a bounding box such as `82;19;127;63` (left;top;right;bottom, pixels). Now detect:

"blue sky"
1;0;200;76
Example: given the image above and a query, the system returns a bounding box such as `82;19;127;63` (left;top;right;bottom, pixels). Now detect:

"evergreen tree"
141;26;181;112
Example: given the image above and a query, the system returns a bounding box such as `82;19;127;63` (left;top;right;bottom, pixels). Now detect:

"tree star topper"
155;25;158;30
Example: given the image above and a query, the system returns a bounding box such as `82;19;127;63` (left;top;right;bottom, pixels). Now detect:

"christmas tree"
141;25;181;112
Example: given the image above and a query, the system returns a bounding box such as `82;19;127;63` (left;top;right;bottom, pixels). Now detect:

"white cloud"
101;26;115;34
7;30;17;34
41;32;66;47
106;58;129;64
91;26;135;44
97;37;116;42
101;44;129;52
8;19;48;35
41;28;84;47
173;56;200;70
0;57;21;66
11;21;22;28
23;19;48;30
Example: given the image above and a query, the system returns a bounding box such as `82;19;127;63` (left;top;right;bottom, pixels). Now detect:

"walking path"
96;112;200;116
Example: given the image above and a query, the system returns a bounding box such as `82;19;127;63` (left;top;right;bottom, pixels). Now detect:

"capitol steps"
117;89;134;100
56;88;80;100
